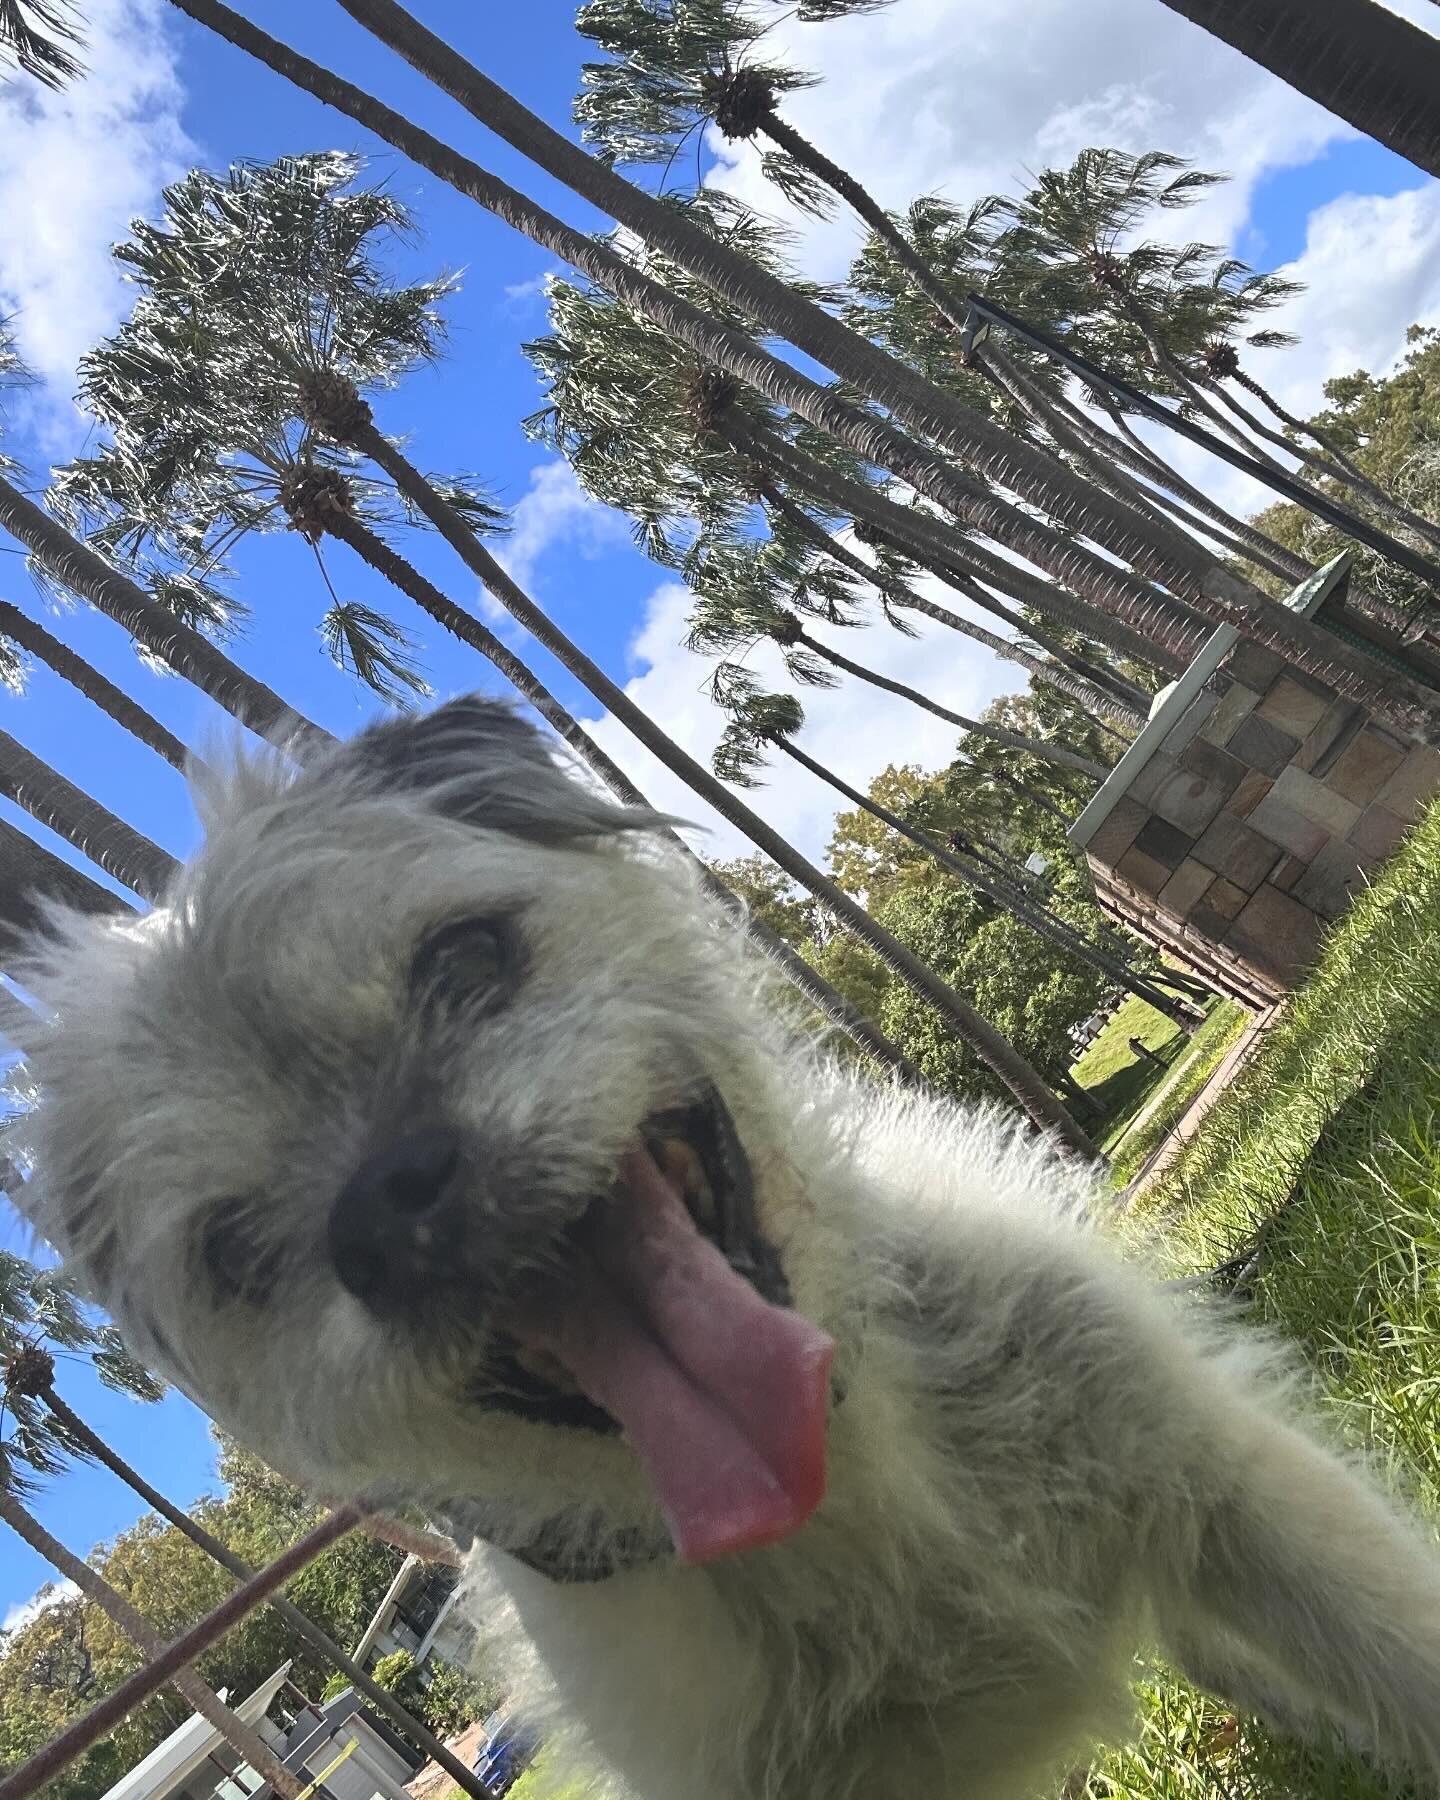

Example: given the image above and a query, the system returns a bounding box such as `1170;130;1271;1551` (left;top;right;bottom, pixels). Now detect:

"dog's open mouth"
483;1086;835;1565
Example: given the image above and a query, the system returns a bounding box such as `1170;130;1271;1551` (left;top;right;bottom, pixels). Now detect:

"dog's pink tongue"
524;1149;833;1564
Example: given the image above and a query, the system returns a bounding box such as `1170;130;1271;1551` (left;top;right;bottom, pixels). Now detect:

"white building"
93;1663;422;1800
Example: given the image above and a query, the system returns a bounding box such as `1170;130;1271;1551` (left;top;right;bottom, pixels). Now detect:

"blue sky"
2;0;1439;1626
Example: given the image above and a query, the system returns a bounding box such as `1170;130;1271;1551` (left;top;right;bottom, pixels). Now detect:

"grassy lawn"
1104;1000;1250;1185
1071;993;1185;1138
1070;990;1249;1174
1078;797;1440;1799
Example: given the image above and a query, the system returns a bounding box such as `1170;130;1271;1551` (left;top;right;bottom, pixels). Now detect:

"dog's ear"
333;694;666;846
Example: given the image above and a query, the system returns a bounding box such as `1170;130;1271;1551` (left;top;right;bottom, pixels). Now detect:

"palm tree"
0;1255;163;1500
686;566;1110;777
0;472;323;753
0;731;177;903
54;161;920;1088
574;0;973;334
0;0;83;86
161;0;1440;739
0;602;194;773
712;677;1202;1024
0;1347;497;1800
0;1455;308;1800
0;815;131;958
60;154;515;707
1154;0;1440;180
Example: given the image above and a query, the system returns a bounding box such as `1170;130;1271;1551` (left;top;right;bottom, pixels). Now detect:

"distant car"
472;1709;538;1798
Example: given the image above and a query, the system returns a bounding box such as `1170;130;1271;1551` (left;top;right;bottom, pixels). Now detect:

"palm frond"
0;0;84;90
320;600;432;705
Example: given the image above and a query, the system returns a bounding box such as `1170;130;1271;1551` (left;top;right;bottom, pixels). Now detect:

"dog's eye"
202;1204;283;1306
411;916;523;1014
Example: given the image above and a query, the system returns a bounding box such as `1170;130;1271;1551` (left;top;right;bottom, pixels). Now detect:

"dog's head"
19;698;836;1573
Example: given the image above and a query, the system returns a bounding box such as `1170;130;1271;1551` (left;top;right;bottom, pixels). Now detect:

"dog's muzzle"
327;1086;836;1569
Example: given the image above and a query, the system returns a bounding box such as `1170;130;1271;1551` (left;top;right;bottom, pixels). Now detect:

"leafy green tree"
1248;326;1440;626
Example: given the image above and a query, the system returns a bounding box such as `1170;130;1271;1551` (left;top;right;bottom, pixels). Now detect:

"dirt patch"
406;1720;488;1800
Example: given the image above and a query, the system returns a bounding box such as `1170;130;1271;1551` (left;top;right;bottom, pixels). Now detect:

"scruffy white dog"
18;697;1440;1799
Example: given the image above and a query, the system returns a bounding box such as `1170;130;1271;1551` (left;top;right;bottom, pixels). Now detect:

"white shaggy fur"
17;697;1440;1800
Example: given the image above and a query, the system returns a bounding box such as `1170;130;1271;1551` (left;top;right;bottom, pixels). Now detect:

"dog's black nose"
329;1127;464;1314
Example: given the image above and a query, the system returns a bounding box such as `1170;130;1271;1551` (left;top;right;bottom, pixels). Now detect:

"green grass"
1074;798;1440;1800
506;1759;589;1800
1070;994;1186;1139
1104;1000;1250;1184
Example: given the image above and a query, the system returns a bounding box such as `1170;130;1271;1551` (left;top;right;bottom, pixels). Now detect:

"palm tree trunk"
0;731;177;903
769;735;1200;1022
1153;0;1440;179
761;482;1146;728
0;473;323;755
0;602;194;773
0;816;130;961
0;1488;307;1800
1085;395;1310;580
793;630;1109;778
1229;363;1372;484
743;422;1197;678
320;422;1096;1152
1208;376;1440;567
318;509;926;1087
166;0;1395;713
753;110;970;335
979;343;1310;584
973;343;1216;576
29;1384;496;1800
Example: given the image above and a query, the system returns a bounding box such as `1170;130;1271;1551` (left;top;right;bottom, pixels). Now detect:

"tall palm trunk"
311;410;1094;1151
162;0;1436;737
735;102;971;338
1083;394;1310;582
17;1371;495;1800
768;734;1201;1022
318;507;925;1086
0;473;321;754
1153;0;1440;180
760;481;1146;728
741;421;1197;677
783;627;1109;778
0;602;194;773
1206;377;1440;566
0;1486;307;1800
1226;362;1371;483
976;343;1308;586
0;817;129;961
0;731;178;903
973;343;1218;577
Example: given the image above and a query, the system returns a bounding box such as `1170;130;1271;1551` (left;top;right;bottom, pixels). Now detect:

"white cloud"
497;459;634;595
500;270;559;317
706;0;1360;284
3;1577;79;1636
578;570;1018;865
0;0;191;443
1131;181;1440;522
